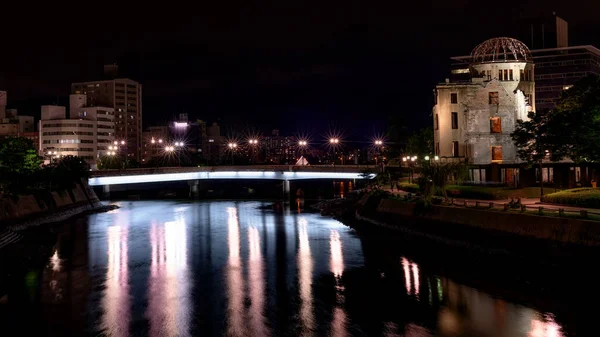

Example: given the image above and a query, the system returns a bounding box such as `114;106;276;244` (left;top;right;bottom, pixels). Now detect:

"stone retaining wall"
376;198;600;247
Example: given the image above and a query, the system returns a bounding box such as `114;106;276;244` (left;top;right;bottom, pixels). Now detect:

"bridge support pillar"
188;180;200;199
102;185;110;199
283;180;290;203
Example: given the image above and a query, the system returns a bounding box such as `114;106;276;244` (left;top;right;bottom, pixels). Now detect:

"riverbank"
331;193;600;262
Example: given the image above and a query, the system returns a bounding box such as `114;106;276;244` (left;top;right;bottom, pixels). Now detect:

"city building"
434;37;535;184
518;12;569;50
71;65;142;161
206;122;223;164
142;126;169;164
39;95;115;167
262;129;297;164
0;91;36;139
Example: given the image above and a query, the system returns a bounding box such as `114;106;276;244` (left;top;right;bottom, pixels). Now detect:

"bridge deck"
88;165;377;186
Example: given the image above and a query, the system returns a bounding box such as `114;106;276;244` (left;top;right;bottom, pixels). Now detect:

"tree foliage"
0;137;41;175
512;75;600;164
419;160;468;200
405;127;433;157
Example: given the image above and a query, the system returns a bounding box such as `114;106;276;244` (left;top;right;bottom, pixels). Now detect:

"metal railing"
446;198;600;219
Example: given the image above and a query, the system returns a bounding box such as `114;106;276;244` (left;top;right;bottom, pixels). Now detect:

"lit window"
563;85;573;91
492;146;502;161
490;117;501;133
450;93;458;104
489;92;499;105
451;112;458;129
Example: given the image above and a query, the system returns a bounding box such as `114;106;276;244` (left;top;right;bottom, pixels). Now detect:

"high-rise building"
206;122;223;164
263;129;297;164
71;67;142;161
434;37;535;185
518;12;569;50
39;95;115;168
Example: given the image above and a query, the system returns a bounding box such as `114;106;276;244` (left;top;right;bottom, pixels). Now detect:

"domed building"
432;37;535;185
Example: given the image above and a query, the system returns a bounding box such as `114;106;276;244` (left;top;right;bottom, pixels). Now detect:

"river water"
5;200;577;336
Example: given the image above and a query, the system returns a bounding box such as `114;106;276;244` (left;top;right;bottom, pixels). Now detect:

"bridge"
88;165;377;198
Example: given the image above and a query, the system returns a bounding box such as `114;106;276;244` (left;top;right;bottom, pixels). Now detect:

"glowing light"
114;141;118;145
412;263;420;298
529;316;563;337
158;139;163;143
330;230;344;278
148;215;190;337
50;250;61;272
329;138;340;144
249;139;259;145
402;257;412;294
298;140;308;146
434;156;439;161
174;122;188;128
228;143;238;149
120;140;125;145
374;140;383;146
402;157;407;162
226;207;244;336
298;217;315;333
425;156;430;160
151;138;156;144
89;171;374;186
248;226;269;335
101;225;129;337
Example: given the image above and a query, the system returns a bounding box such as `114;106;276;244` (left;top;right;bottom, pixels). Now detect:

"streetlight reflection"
297;217;315;334
101;225;129;337
248;226;269;336
147;214;190;337
226;207;244;336
330;230;347;337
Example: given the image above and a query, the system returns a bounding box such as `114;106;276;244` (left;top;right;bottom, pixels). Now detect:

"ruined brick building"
433;37;535;185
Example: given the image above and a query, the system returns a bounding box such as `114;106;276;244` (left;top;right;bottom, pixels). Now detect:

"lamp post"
329;138;340;166
228;142;238;165
298;140;307;158
248;139;258;164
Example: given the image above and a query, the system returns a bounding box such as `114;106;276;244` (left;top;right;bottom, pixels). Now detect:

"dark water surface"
9;200;575;336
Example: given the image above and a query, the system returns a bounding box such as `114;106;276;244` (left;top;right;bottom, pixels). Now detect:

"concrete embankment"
0;182;110;248
345;195;600;259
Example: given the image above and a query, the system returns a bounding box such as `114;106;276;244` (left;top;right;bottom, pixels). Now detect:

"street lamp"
249;139;258;145
425;156;430;161
329;138;339;144
298;140;307;146
434;156;439;161
374;140;383;146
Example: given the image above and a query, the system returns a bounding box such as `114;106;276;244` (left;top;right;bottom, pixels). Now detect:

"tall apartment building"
263;129;297;164
433;37;535;185
71;67;142;161
39;95;115;168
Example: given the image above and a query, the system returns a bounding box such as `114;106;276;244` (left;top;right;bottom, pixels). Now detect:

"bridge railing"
90;165;377;177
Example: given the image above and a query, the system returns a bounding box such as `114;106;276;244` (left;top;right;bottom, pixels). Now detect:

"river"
2;200;577;336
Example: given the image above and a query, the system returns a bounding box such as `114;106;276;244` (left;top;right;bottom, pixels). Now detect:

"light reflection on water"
79;201;571;336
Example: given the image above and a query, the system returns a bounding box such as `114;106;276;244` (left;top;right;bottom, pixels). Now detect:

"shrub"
541;188;600;208
397;183;419;194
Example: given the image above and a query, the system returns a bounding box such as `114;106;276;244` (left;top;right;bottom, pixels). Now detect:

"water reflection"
101;225;129;337
226;207;245;336
147;208;191;337
36;200;573;336
248;225;269;336
297;217;315;335
330;229;348;337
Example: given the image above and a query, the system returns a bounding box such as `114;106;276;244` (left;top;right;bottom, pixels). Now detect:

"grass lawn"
541;188;600;209
396;183;555;200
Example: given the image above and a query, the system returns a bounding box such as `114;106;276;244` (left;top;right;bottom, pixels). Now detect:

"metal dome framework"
470;37;532;63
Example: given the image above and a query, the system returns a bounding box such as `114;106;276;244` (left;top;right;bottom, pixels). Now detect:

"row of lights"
226;138;385;148
402;155;440;162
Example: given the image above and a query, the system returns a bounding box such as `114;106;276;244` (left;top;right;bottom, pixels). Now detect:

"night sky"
1;1;599;138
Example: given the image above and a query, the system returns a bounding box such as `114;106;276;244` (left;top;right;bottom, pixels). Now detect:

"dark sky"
1;1;598;138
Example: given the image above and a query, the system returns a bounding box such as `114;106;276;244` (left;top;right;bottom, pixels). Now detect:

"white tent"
295;156;310;166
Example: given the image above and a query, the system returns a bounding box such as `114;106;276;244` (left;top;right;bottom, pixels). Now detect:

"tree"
0;137;41;175
511;109;557;196
405;127;433;157
550;75;600;162
419;160;468;201
511;75;600;194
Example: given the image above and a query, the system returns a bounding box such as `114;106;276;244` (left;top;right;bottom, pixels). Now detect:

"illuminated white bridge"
88;165;376;187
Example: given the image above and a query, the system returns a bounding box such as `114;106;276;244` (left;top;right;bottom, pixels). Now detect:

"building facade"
434;37;535;184
39;96;115;167
0;92;35;139
71;76;142;161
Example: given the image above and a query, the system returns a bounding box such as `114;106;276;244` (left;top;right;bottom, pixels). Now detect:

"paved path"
380;187;600;215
